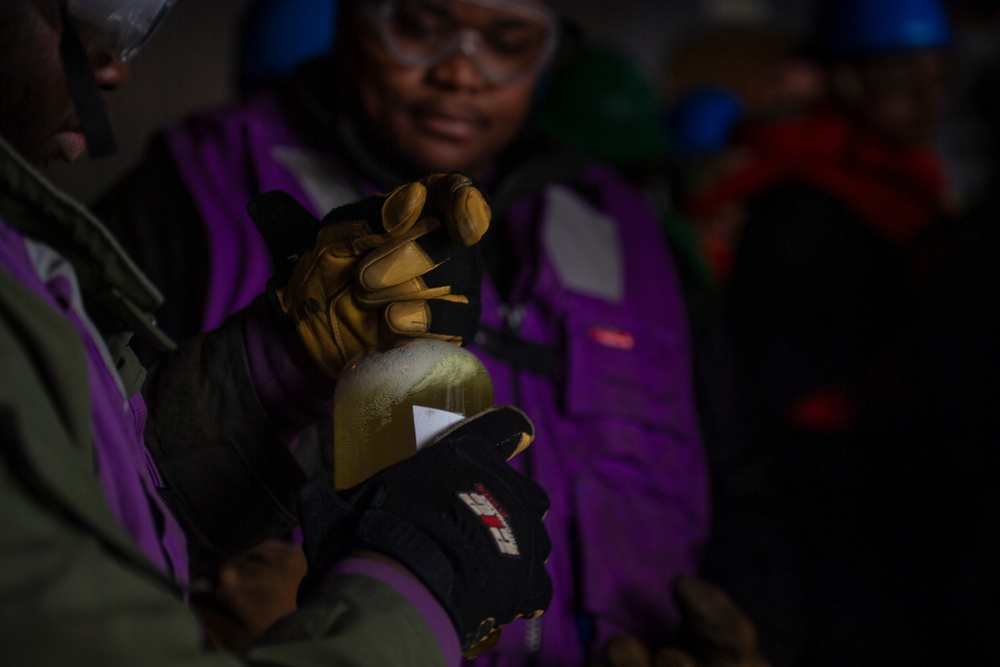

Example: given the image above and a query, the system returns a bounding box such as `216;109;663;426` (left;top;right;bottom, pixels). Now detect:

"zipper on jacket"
499;303;543;664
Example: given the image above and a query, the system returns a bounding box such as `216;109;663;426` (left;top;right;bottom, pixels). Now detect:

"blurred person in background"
668;26;826;286
683;0;957;664
95;1;774;665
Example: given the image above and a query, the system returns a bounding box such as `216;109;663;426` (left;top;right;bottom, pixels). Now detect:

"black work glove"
298;406;552;651
248;173;489;379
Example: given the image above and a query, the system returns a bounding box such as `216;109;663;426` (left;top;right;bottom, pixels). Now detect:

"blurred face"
0;0;131;170
761;56;827;118
347;0;557;177
844;49;950;148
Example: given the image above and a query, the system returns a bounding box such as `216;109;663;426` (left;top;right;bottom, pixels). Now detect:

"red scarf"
689;111;948;248
690;112;949;431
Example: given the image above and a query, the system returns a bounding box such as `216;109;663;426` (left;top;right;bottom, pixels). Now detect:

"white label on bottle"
413;405;465;450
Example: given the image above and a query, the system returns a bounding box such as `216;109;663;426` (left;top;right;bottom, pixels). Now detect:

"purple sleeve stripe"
332;556;461;667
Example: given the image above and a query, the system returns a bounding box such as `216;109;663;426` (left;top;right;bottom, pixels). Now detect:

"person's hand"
248;172;490;379
192;539;308;654
596;576;770;667
297;406;552;652
658;575;769;667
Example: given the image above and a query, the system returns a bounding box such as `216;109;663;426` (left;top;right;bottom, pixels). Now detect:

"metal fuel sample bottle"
331;337;494;491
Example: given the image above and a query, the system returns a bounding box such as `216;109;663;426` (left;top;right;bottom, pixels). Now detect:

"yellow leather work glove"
596;577;771;667
248;173;490;379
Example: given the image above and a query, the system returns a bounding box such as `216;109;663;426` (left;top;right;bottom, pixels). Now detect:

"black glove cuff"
298;474;358;597
299;476;471;645
259;285;337;396
354;509;466;633
262;281;297;346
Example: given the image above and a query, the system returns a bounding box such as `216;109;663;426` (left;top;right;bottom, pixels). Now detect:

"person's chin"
409;103;487;142
401;135;480;175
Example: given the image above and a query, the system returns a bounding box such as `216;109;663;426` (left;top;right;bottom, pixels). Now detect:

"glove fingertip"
383;182;427;235
499;404;535;437
472;405;535;460
422;172;491;247
384;300;433;336
453;187;491;247
428;405;534;461
505;432;533;461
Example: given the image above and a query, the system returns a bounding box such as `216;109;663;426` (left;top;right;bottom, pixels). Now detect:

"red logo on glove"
458;484;521;556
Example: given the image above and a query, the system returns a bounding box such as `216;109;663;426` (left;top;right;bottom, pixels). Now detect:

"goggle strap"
59;0;118;159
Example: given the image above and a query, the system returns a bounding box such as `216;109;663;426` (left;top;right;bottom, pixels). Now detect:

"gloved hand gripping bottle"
332;338;494;490
332;338;507;657
246;173;494;490
251;174;519;656
318;177;495;490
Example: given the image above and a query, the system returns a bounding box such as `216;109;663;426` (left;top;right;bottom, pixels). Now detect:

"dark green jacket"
0;135;450;666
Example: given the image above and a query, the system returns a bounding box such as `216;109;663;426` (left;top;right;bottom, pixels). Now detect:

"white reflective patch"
542;185;624;302
23;238;126;398
271;146;361;215
412;405;464;449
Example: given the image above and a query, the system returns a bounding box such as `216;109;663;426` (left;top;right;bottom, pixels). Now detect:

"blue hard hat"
239;0;336;85
813;0;952;58
665;88;744;159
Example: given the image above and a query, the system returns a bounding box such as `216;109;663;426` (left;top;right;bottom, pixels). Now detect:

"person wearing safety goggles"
98;0;716;666
1;1;556;665
16;0;175;164
347;0;561;178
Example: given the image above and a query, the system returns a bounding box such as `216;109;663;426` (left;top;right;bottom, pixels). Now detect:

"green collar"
0;135;174;352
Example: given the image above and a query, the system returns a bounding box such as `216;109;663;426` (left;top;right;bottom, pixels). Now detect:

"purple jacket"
160;89;710;666
0;221;189;580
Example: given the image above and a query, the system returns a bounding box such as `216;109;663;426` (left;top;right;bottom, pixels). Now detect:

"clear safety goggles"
371;0;560;85
66;0;176;62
